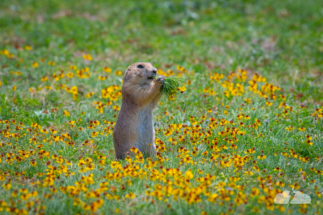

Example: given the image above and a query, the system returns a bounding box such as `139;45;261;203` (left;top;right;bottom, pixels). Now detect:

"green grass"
0;0;322;214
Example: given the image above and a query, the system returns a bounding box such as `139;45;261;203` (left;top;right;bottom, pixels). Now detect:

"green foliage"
0;0;323;214
156;76;183;96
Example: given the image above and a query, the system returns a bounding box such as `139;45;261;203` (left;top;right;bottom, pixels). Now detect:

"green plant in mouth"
155;76;183;96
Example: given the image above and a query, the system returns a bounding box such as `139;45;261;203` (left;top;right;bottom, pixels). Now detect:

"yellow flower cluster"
0;55;321;215
101;85;122;101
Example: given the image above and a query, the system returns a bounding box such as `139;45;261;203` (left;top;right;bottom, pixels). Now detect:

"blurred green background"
1;0;323;101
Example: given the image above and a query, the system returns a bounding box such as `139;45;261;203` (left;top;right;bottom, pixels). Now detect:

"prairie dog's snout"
148;68;157;79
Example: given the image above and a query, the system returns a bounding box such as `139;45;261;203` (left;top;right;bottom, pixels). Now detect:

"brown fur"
113;62;164;159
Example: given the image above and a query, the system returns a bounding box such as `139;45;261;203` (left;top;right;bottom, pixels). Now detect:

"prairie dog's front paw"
155;75;165;85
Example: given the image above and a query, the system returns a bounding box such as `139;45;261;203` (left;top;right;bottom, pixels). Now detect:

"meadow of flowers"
0;0;322;214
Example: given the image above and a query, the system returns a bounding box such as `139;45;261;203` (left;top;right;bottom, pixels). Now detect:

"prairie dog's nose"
152;68;157;75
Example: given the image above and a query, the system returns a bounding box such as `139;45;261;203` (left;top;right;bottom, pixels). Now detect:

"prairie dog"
113;62;164;159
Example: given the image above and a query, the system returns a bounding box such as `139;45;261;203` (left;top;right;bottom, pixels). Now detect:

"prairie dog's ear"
124;69;130;77
124;69;133;82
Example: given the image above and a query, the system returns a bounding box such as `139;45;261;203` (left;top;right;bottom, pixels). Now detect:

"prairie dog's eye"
137;64;144;69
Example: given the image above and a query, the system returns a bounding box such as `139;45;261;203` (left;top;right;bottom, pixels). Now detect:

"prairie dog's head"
124;62;157;84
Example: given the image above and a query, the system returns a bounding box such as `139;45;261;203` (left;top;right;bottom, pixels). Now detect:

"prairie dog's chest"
137;103;154;147
138;103;153;132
